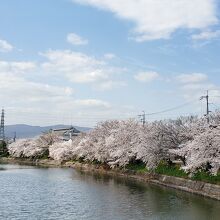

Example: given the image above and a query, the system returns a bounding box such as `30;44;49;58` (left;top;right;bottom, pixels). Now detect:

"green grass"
192;170;220;185
60;157;220;185
125;161;148;173
154;161;220;185
155;161;188;178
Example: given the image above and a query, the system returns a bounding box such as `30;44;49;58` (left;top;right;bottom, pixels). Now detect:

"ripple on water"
0;164;220;220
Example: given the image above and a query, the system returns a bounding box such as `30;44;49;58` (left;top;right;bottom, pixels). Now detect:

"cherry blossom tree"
7;113;220;175
8;138;47;159
8;132;60;159
170;125;220;176
48;118;195;169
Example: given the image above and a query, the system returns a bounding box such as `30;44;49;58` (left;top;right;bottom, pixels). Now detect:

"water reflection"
75;170;220;220
0;163;219;220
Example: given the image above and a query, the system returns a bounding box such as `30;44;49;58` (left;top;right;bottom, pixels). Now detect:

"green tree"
0;141;9;157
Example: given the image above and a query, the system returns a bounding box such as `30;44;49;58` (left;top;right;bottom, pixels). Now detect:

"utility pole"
138;111;146;126
13;132;16;142
0;108;5;140
200;90;211;123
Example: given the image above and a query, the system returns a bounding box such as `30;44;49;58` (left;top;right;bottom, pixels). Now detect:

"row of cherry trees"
8;112;220;175
8;132;59;159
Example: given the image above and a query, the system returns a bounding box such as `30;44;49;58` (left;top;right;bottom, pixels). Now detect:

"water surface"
0;163;219;220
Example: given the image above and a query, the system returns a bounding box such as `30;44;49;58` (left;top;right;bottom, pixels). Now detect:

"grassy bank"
154;161;220;185
125;161;148;173
122;160;220;185
1;157;219;201
155;161;188;178
1;156;219;185
191;170;220;185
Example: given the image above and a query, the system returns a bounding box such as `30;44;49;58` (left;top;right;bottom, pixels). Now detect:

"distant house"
52;126;81;141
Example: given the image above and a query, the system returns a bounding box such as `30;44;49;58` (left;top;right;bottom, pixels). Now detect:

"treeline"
7;112;220;177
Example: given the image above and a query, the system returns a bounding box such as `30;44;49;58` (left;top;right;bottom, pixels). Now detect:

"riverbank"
1;157;220;201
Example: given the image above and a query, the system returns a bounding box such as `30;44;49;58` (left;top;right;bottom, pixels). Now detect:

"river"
0;163;219;220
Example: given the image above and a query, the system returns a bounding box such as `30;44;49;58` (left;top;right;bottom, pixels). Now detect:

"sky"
0;0;220;127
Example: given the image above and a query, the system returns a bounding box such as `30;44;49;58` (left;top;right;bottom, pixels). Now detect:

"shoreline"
1;157;220;201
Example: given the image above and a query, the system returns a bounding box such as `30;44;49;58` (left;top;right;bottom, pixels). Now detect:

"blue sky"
0;0;220;126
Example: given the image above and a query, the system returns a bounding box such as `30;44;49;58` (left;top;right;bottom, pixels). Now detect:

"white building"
52;126;81;141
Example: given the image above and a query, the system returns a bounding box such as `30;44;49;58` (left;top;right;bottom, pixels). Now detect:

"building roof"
52;126;80;133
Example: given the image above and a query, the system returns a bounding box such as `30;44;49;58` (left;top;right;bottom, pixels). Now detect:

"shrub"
0;141;8;157
155;161;188;178
192;170;220;185
125;160;148;173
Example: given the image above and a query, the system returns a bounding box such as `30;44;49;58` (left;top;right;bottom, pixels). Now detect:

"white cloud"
134;71;159;83
192;30;220;40
72;0;218;41
74;99;111;108
0;72;74;104
0;51;128;125
41;50;106;83
95;80;126;91
41;49;126;90
175;73;219;108
180;82;216;103
176;73;208;84
0;58;74;106
0;54;128;126
0;60;36;74
0;39;13;52
67;33;88;45
0;63;115;126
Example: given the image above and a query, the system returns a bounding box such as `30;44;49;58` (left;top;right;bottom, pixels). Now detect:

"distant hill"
5;124;91;139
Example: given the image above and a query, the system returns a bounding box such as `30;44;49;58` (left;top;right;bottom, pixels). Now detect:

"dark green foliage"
192;170;220;185
92;159;102;165
0;141;9;157
39;149;49;160
155;161;188;178
125;160;148;173
28;148;49;160
78;157;85;163
155;161;220;185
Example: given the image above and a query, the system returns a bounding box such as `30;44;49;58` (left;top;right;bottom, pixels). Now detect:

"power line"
6;98;199;127
137;99;200;126
142;99;198;116
210;103;220;112
5;92;219;127
210;96;220;98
